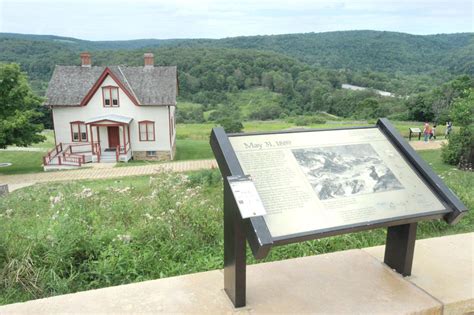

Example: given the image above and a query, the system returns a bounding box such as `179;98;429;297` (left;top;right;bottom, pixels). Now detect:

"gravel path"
0;159;218;191
408;140;446;151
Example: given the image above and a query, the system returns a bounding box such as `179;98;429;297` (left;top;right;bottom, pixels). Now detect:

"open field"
0;149;472;305
117;140;214;167
177;120;450;141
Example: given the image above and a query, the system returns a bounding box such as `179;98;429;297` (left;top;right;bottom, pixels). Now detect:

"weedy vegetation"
0;150;472;304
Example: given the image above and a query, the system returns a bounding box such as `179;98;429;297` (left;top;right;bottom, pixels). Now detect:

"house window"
102;86;119;107
70;122;87;142
146;151;157;157
139;121;155;141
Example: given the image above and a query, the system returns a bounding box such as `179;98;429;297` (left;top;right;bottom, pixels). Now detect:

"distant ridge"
1;30;472;75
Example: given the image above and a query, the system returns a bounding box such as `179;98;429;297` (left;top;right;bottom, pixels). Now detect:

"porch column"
90;124;94;154
96;125;100;149
122;124;126;153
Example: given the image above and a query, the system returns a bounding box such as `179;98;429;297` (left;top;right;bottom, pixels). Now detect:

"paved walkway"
0;159;218;191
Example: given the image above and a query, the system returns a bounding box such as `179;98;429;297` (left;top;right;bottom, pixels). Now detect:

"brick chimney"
80;52;91;67
144;53;154;68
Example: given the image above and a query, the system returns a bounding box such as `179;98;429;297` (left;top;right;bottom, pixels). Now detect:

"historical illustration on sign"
292;144;404;200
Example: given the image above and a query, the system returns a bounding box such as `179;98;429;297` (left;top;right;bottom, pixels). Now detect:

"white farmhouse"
43;52;177;169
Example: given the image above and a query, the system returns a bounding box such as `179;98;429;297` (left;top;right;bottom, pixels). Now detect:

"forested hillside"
2;30;472;75
211;31;474;76
0;30;473;125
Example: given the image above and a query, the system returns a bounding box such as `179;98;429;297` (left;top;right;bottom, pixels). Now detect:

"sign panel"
228;175;267;219
228;128;447;238
410;128;422;133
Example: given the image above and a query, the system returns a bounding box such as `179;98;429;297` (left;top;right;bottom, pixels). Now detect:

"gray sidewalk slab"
0;249;442;315
364;232;474;315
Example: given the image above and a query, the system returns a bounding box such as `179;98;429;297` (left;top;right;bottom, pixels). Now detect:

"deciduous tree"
0;63;45;148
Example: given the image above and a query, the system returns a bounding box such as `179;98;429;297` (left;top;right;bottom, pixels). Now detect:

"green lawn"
0;130;54;175
175;140;213;160
0;151;44;175
0;150;472;305
116;140;213;167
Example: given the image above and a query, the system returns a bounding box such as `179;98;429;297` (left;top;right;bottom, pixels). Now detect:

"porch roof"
85;114;133;125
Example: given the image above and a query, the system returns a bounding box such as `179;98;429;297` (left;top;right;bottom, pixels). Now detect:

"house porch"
43;115;134;170
86;114;133;163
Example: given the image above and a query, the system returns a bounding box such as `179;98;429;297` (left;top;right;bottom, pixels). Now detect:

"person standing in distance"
423;122;431;143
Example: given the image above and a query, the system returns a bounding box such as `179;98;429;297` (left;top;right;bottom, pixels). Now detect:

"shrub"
441;127;474;166
441;89;474;167
217;118;244;133
248;104;283;121
353;98;379;119
293;116;326;126
388;111;410;121
208;104;240;122
175;106;205;123
187;169;222;186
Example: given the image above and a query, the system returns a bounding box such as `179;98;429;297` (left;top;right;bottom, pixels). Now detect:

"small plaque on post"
228;175;267;219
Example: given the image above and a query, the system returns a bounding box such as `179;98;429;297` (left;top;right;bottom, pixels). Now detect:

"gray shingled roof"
45;65;177;106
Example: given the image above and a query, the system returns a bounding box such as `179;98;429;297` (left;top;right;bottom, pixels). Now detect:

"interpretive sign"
409;127;422;141
210;118;467;308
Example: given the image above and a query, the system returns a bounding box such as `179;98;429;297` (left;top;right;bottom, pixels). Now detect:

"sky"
0;0;472;40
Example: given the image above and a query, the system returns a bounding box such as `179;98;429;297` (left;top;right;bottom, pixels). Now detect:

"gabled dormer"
80;67;139;107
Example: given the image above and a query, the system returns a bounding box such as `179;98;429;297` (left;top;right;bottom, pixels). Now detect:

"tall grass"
0;152;471;305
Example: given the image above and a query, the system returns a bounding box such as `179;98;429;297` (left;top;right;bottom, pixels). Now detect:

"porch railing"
59;154;85;166
66;142;94;154
43;142;91;167
119;141;131;154
115;141;131;162
43;143;63;166
94;143;101;162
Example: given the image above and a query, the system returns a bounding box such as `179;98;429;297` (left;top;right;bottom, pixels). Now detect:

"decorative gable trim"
80;67;140;106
